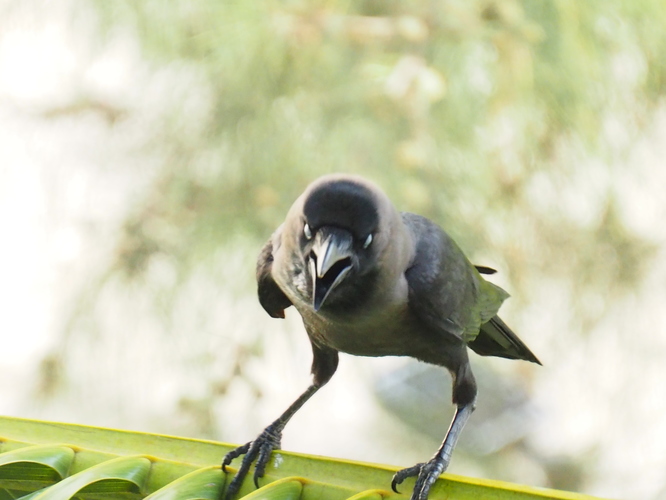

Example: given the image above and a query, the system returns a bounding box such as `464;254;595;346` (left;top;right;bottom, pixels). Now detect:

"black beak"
309;229;353;311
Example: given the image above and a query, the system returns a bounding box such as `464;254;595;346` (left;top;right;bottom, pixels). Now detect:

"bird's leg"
392;400;475;500
222;344;337;500
221;384;320;500
393;359;477;500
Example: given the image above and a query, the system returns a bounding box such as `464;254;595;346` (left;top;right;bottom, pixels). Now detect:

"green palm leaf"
0;416;606;500
0;445;75;490
145;467;224;500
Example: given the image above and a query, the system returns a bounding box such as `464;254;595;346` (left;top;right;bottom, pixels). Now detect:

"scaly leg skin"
221;384;320;500
392;402;475;500
222;422;283;500
391;457;449;500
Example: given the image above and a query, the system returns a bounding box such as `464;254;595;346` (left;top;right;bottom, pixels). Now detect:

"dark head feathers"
303;179;379;240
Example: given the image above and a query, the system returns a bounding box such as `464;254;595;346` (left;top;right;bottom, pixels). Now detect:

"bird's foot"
391;455;449;500
221;424;283;500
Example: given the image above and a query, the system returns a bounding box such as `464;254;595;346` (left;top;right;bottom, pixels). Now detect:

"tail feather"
467;316;541;365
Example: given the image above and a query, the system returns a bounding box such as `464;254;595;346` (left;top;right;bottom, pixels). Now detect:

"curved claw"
392;456;449;500
222;442;251;473
253;437;277;487
221;426;282;500
391;463;423;493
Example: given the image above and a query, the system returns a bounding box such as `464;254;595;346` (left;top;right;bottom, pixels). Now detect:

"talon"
222;454;234;473
219;426;283;500
253;448;269;490
253;440;275;486
221;442;250;473
397;458;449;500
391;463;423;495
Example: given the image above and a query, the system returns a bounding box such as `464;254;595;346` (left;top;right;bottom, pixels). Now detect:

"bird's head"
297;175;382;312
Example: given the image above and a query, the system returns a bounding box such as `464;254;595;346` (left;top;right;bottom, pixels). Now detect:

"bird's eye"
363;234;373;249
304;223;313;240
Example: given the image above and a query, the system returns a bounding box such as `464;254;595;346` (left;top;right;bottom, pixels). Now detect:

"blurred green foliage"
37;2;665;494
93;0;663;311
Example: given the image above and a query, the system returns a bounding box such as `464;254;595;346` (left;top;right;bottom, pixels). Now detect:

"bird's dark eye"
304;223;313;240
363;234;373;249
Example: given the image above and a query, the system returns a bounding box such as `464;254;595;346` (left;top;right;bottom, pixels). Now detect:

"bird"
221;174;541;500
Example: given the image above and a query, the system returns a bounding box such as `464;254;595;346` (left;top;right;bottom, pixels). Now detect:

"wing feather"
402;212;540;364
256;233;292;318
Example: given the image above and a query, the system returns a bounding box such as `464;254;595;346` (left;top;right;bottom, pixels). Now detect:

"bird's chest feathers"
301;279;418;357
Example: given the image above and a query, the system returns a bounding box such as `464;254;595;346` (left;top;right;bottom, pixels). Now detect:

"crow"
222;174;540;500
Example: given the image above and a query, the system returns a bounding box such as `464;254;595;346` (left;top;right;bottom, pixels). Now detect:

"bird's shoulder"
256;226;293;319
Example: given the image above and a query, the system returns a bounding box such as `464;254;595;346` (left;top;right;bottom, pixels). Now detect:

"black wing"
256;236;292;319
402;213;478;341
402;213;541;366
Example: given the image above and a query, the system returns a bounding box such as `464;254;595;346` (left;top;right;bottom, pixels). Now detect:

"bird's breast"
300;300;426;358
